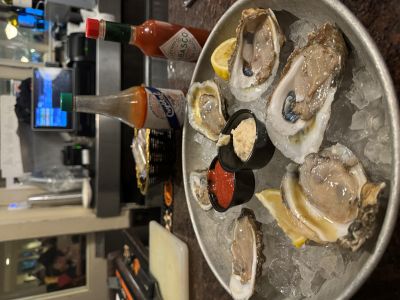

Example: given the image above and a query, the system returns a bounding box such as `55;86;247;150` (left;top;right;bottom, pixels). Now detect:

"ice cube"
263;223;302;297
349;102;385;134
214;75;236;107
326;94;355;144
377;125;390;144
356;68;382;102
193;132;206;144
289;244;346;297
215;216;235;252
192;132;217;165
319;254;345;279
268;258;302;298
348;67;382;110
289;20;317;48
349;110;369;131
364;136;391;165
347;87;365;109
296;263;322;297
193;132;216;153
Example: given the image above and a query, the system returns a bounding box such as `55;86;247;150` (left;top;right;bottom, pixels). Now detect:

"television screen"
32;68;74;131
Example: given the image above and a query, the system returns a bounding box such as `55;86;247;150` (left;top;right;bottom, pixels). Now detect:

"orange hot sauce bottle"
60;85;185;130
86;18;209;62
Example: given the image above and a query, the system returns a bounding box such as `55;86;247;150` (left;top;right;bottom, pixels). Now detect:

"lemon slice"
256;189;315;248
211;38;236;81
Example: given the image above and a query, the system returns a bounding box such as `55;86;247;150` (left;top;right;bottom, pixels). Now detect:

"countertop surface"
168;0;400;299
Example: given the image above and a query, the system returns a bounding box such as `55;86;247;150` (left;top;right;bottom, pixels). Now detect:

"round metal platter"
182;0;399;299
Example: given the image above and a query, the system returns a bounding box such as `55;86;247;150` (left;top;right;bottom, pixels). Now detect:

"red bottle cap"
86;18;100;39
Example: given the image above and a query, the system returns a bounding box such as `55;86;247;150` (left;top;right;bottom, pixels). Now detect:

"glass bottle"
60;86;185;130
86;18;209;62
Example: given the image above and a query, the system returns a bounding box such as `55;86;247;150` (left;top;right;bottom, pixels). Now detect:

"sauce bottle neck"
61;91;139;128
98;20;136;45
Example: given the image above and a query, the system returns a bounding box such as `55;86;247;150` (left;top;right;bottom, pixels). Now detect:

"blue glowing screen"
33;68;73;129
25;8;44;17
17;14;48;31
18;14;36;28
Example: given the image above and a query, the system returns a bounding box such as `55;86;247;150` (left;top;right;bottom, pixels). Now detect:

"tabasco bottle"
60;86;185;129
85;18;209;62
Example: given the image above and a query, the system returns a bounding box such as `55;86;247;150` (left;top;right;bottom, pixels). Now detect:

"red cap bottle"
86;18;100;39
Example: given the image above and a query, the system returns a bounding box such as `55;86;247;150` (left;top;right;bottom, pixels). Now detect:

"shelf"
0;205;130;242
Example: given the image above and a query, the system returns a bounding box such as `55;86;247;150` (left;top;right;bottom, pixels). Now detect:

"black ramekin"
218;109;275;172
207;156;255;212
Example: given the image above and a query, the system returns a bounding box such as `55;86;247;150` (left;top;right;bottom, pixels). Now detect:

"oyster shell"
229;8;285;102
257;144;385;251
189;170;212;210
187;80;226;141
230;208;265;300
265;23;347;163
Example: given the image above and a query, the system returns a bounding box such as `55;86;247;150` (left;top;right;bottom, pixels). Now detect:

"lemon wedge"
211;38;236;81
255;189;315;248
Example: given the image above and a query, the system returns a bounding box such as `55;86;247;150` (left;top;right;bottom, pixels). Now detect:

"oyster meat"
257;144;385;251
265;23;347;163
189;170;212;211
229;8;285;102
187;80;226;141
230;208;265;300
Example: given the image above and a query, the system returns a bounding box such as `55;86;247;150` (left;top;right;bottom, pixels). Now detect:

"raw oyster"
266;23;347;163
187;80;226;141
230;208;265;300
189;170;212;211
257;144;385;251
229;8;285;102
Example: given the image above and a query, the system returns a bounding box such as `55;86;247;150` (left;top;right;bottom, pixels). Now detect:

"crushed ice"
327;62;391;180
256;223;348;299
289;19;317;48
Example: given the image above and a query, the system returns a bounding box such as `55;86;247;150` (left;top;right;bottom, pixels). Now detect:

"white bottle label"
13;0;32;7
144;87;186;129
159;28;202;62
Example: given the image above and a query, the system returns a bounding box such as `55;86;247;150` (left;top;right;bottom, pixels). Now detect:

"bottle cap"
86;18;100;39
60;93;73;112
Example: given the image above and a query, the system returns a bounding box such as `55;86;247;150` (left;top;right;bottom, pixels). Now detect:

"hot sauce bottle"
60;86;185;130
86;18;209;62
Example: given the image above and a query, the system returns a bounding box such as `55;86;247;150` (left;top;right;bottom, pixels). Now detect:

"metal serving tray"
182;0;399;299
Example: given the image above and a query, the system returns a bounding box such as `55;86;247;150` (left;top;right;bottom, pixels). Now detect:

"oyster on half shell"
229;8;285;102
230;208;265;300
189;170;212;211
257;144;385;251
266;23;347;163
187;80;226;141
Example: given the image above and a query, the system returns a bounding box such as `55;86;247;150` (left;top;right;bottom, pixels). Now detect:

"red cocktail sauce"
208;160;235;209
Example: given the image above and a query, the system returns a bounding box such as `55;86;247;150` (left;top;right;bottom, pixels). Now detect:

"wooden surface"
0;205;130;242
169;0;400;299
